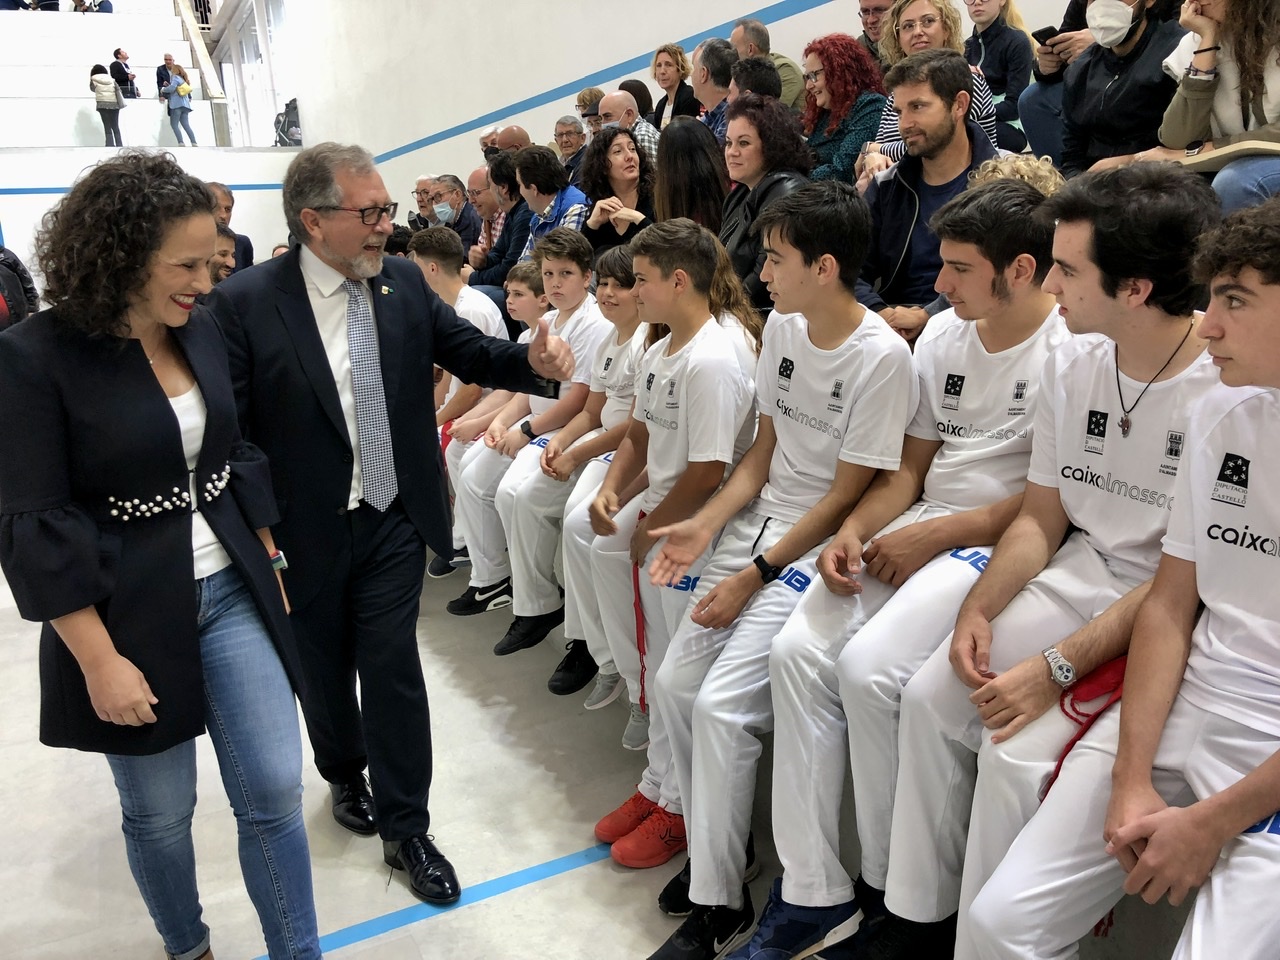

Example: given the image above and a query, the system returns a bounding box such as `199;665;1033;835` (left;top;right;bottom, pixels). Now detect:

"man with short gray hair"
692;38;738;145
554;115;588;186
730;18;806;110
203;140;577;908
428;173;484;257
409;174;438;232
597;90;661;164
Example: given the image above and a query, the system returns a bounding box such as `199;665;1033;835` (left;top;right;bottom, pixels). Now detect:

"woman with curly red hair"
802;33;888;181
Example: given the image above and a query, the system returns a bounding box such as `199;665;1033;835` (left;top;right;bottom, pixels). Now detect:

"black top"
0;311;301;755
965;17;1034;122
651;80;702;127
719;171;809;313
580;196;655;256
109;59;138;98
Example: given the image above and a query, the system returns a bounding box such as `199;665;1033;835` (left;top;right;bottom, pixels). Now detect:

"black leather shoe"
493;607;564;656
329;776;377;836
383;834;461;904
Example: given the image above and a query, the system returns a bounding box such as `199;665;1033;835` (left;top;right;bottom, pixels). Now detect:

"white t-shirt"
1166;384;1280;737
634;317;756;514
1027;335;1220;583
754;310;917;523
169;385;232;579
443;284;508;404
910;308;1072;512
529;295;611;416
591;324;649;431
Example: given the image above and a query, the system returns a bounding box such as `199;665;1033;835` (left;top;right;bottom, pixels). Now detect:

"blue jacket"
520;184;589;260
856;119;999;312
470;199;533;288
161;73;192;111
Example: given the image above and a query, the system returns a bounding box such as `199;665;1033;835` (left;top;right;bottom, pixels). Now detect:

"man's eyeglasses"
802;67;825;84
554;130;580;139
899;14;941;31
314;203;398;225
465;187;488;198
859;4;891;18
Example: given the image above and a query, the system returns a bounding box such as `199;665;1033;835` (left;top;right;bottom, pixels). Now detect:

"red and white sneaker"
610;807;687;868
595;790;658;844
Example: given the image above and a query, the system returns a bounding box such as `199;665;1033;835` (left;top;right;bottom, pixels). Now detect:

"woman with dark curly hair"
580;127;656;255
0;151;320;960
654;116;730;232
719;93;812;313
801;33;888;180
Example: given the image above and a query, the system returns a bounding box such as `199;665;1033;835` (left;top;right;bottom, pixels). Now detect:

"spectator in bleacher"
720;93;812;313
90;64;124;147
580;128;656;256
479;126;500;159
860;0;1000;174
801;33;888;181
465;151;533;295
577;86;605;119
729;56;784;102
496;125;532;153
384;224;414;257
964;0;1035;150
110;48;138;99
858;49;999;343
409;175;438;232
209;222;236;285
206;182;254;274
554;116;588;187
692;39;739;145
1134;0;1280;212
0;244;39;326
1052;0;1183;177
581;100;603;138
161;64;197;147
1019;0;1092;166
651;43;702;130
516;146;589;261
156;53;176;98
619;79;655;123
655;116;730;232
270;242;289;257
466;165;505;263
597;90;661;164
730;18;808;110
428;174;484;257
858;0;895;71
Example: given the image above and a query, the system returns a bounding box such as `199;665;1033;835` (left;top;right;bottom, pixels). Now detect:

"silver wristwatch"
1042;645;1077;689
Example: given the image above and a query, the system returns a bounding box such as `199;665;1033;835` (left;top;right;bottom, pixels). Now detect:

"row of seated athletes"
426;156;1280;960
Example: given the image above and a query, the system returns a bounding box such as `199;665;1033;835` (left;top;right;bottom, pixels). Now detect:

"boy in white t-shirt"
743;178;1068;960
448;228;610;622
643;181;918;960
589;220;759;875
862;164;1224;960
968;198;1280;960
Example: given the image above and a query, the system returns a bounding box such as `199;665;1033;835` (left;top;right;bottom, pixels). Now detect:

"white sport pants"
653;510;822;908
455;429;522;587
561;455;616;674
885;534;1135;923
443;432;471;553
969;699;1280;960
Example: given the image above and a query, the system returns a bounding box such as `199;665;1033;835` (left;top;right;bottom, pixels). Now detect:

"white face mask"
1086;0;1143;48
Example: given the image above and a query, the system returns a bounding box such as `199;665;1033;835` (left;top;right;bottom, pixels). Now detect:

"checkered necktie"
343;279;398;511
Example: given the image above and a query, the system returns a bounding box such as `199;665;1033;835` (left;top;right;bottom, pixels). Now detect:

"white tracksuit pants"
769;504;972;906
455;429;521;587
495;428;592;617
561;455;616;674
969;698;1280;960
443;432;471;553
885;533;1137;923
653;510;822;908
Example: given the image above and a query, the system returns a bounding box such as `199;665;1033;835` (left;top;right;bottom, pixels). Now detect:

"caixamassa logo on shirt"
1085;409;1107;455
1211;452;1250;507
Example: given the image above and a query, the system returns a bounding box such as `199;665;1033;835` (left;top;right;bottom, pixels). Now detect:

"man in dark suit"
109;47;138;98
204;142;574;904
206;181;255;275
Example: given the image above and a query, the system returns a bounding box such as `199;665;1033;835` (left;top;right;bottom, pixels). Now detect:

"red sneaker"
610;807;687;868
595;790;657;843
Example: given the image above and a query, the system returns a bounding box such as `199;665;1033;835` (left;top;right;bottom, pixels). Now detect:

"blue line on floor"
252;843;613;958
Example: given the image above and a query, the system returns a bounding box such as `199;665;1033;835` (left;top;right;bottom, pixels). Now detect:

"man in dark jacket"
857;0;893;73
428;174;483;257
463;151;533;328
0;245;39;327
109;47;138;98
857;50;1000;343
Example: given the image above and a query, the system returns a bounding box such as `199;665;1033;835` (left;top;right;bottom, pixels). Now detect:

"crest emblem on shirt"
778;357;795;392
831;379;844;400
942;373;965;411
1165;431;1184;460
1212;452;1250;507
646;372;655;392
603;357;613;373
1085;410;1107;455
667;378;677;397
1013;380;1028;403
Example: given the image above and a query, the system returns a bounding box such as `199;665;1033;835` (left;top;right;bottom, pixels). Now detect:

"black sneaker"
446;577;513;616
658;834;759;918
451;547;470;567
493;607;564;655
427;552;458;578
547;639;598;694
814;909;954;959
648;885;755;960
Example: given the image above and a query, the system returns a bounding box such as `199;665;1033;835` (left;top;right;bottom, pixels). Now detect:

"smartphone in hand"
1032;25;1061;46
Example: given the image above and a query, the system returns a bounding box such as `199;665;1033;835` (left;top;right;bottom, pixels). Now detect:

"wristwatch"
520;420;538;441
1185;139;1206;157
752;554;784;584
1042;645;1077;688
269;550;289;572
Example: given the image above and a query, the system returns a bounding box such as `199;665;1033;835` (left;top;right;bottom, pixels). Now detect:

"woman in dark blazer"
0;152;321;960
650;42;703;129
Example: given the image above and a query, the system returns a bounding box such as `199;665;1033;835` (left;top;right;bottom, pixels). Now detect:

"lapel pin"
381;284;395;295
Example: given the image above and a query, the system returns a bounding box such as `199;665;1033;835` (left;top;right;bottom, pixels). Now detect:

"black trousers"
289;498;432;841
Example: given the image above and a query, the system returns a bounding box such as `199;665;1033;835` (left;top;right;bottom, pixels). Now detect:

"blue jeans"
106;566;320;960
1212;156;1280;213
1018;81;1065;168
170;106;196;145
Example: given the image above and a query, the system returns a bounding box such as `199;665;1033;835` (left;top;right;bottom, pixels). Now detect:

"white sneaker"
622;703;650;751
583;671;622;710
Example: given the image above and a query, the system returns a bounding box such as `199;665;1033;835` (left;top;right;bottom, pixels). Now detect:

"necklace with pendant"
1114;321;1194;438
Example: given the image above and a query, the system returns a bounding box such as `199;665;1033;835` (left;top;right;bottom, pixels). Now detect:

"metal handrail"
173;0;225;100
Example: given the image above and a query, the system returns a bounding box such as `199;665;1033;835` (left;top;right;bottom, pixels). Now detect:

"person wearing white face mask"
1047;0;1185;177
425;173;483;258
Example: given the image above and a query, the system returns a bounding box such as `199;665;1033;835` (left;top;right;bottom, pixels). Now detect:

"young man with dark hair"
728;55;783;103
857;49;997;345
384;224;414;257
969;195;1280;960
873;163;1223;960
206;181;254;274
730;18;806;110
514;146;589;262
646;180;917;960
691;38;739;145
209;222;237;285
753;177;1068;960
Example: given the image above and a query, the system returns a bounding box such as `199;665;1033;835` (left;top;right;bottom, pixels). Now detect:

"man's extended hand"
646;517;713;587
529;317;575;382
970;655;1059;743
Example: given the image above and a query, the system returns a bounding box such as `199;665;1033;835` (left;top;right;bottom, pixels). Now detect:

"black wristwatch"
1185;139;1206;157
752;554;783;584
520;420;538;441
